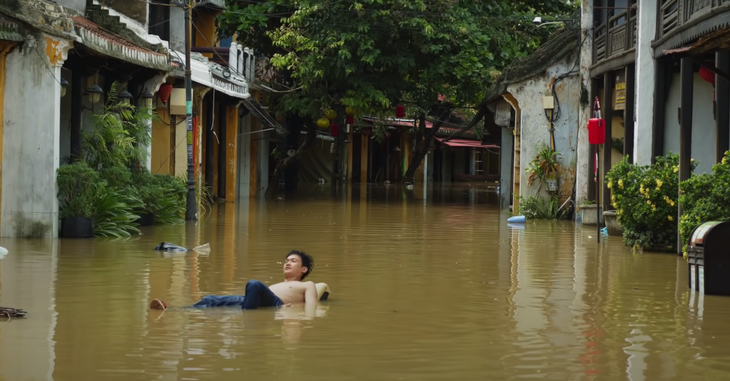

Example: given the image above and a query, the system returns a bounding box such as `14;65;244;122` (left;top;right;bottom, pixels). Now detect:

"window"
148;0;170;41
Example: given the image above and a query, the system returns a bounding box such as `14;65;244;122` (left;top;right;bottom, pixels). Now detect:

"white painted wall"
169;5;185;52
507;57;581;201
2;35;71;238
662;73;715;174
634;0;658;165
575;0;594;206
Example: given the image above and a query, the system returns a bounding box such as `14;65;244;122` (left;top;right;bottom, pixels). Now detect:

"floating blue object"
507;215;526;223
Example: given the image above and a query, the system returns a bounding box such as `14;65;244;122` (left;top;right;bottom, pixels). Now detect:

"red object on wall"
587;97;605;145
700;66;716;86
331;123;339;137
158;83;173;103
396;105;405;118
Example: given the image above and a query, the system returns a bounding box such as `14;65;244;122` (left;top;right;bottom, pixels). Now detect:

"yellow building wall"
174;117;187;177
151;109;173;175
225;105;238;201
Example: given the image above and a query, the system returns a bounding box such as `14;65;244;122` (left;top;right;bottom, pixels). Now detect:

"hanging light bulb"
60;78;69;98
140;88;154;108
118;90;133;105
86;84;103;104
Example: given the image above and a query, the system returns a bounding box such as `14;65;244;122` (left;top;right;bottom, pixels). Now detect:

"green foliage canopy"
217;0;575;118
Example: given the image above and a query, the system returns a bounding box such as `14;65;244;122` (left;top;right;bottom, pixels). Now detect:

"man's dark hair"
287;250;314;280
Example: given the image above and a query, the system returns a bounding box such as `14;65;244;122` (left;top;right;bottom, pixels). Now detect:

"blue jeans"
191;280;283;309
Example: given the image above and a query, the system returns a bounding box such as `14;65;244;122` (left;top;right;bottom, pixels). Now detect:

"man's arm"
303;281;318;317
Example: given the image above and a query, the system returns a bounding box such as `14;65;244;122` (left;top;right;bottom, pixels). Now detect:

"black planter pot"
138;213;155;226
61;217;94;238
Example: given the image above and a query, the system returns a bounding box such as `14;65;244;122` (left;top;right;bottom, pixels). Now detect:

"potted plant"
579;200;603;226
57;162;101;238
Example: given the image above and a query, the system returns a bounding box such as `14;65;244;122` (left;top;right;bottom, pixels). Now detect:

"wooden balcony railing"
657;0;730;40
593;1;638;66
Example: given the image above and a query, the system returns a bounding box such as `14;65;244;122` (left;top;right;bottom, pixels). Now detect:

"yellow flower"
656;179;663;188
607;181;613;189
640;184;644;193
668;216;674;221
613;202;618;209
647;200;651;205
674;166;679;173
618;179;624;189
723;157;728;165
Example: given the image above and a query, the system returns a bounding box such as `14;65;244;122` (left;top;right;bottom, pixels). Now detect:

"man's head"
283;250;314;281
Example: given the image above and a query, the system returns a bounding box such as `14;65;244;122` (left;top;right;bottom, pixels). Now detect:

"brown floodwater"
0;184;727;380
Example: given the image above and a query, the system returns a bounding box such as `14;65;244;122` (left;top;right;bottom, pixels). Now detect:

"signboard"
613;81;626;111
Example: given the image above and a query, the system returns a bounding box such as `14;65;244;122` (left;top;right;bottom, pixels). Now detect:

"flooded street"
0;184;727;380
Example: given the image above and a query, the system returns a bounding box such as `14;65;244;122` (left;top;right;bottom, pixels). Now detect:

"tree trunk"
265;116;317;198
402;104;489;184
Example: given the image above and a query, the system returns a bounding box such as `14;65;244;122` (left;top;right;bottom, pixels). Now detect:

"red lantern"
346;115;354;124
158;83;173;104
700;66;715;86
396;105;405;118
331;123;339;137
587;97;605;145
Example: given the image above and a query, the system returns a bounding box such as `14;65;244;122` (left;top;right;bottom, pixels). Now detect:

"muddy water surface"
0;185;726;381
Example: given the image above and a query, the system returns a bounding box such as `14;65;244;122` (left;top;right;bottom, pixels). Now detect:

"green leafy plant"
57;162;102;219
517;195;567;220
606;153;692;250
526;145;560;193
92;184;142;238
679;151;730;254
82;82;153;170
131;168;164;216
153;174;187;225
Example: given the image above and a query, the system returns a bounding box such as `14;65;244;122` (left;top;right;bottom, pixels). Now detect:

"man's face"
283;254;308;280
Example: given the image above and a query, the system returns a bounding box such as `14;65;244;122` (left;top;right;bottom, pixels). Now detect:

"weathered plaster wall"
634;0;658;165
2;35;71;238
500;127;514;210
663;73;715;174
507;57;580;202
575;0;594;206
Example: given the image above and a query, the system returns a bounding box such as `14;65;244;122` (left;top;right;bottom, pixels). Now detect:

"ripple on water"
0;186;725;380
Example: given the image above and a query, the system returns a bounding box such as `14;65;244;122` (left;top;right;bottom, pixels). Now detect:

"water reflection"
0;184;728;380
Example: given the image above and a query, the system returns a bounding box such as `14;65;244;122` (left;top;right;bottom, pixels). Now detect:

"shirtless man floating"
150;250;326;311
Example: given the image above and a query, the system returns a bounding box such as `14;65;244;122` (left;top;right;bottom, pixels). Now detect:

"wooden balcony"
654;0;730;55
592;1;637;75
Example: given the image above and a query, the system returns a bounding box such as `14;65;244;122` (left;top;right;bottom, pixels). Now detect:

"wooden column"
602;72;614;210
679;57;693;183
587;77;599;200
70;60;83;161
716;50;730;163
678;56;694;254
652;60;667;163
624;64;635;162
218;100;227;199
205;95;215;189
360;133;369;185
225;105;238;202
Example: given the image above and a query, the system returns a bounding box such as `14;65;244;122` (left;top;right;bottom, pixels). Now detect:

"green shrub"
152;174;187;224
679;151;730;254
57;162;101;219
606;153;691;250
518;195;568;220
92;183;142;238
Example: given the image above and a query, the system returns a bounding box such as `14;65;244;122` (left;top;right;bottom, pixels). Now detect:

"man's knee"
245;279;266;290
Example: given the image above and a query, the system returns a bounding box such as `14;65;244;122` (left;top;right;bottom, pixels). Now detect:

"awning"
71;16;172;71
240;97;287;136
434;137;499;149
170;50;251;100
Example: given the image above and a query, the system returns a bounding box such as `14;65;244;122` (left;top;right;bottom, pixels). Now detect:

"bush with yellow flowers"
679;151;730;254
606;153;688;250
